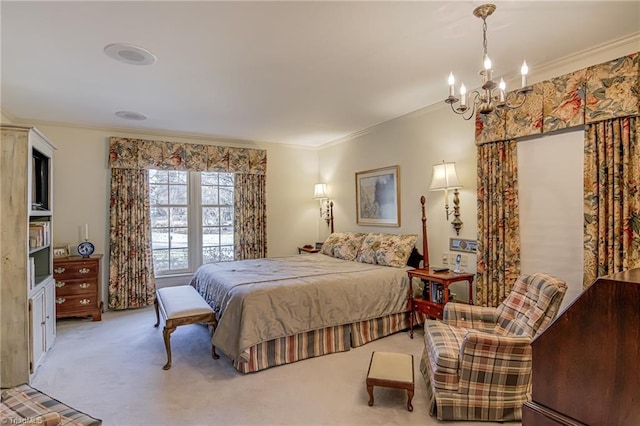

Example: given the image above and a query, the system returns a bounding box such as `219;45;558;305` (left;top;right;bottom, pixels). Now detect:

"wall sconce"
429;162;463;235
313;183;332;227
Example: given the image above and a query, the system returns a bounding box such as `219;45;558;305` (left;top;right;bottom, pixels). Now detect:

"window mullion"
190;172;202;270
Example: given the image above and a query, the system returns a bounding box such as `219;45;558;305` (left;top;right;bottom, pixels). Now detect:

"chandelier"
445;4;532;120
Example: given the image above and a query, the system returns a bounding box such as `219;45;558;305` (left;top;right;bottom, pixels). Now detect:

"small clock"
77;241;95;258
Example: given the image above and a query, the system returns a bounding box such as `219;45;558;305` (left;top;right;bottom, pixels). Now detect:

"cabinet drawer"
413;299;444;320
53;260;98;278
54;278;98;296
55;294;99;312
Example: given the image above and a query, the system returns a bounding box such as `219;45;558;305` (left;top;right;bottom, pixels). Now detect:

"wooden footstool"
366;351;415;412
154;285;219;370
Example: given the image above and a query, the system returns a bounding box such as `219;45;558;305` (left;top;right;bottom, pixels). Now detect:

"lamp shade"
429;162;462;190
313;183;328;199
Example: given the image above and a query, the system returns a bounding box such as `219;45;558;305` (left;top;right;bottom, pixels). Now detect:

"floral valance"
476;51;639;144
108;137;267;175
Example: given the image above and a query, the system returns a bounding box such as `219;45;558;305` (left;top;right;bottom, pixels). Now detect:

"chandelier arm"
504;90;527;110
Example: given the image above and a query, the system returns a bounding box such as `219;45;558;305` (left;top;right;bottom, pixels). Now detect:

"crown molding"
5;117;320;151
320;33;640;149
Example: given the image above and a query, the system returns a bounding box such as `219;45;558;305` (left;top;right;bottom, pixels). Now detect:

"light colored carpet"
32;307;517;426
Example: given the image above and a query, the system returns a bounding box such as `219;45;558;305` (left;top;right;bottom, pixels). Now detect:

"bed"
189;198;430;373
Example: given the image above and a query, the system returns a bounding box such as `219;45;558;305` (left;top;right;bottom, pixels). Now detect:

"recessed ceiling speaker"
115;111;148;121
104;43;156;66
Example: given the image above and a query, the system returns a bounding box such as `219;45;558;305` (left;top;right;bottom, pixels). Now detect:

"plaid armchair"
419;273;567;421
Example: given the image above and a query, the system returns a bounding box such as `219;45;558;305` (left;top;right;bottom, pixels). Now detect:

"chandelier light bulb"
460;83;467;107
499;78;506;102
448;72;456;97
483;54;492;71
521;60;529;87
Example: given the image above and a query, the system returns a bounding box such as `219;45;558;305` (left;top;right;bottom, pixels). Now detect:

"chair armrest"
457;331;533;397
443;302;498;332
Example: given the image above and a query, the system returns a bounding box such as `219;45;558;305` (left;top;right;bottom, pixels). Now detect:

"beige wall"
29;124;320;295
317;38;639;302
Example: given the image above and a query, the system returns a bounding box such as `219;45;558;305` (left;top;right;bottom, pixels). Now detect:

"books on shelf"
27;257;35;290
29;221;50;249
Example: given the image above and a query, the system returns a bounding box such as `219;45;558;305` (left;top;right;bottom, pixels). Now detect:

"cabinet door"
44;279;56;349
30;290;46;372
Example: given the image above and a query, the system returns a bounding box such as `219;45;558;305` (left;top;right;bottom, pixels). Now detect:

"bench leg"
207;320;219;360
153;297;160;328
162;326;176;370
367;383;374;406
407;388;414;412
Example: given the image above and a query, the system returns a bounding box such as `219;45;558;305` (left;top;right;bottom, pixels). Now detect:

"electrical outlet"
460;255;468;267
442;253;448;265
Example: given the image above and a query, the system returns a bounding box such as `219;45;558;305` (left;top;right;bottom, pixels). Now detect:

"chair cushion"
495;273;567;338
424;320;468;391
157;286;213;319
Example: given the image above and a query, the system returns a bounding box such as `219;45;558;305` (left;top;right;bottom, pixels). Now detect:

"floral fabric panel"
585;52;639;123
109;137;266;174
475;108;506;145
583;117;640;288
207;145;229;172
162;142;187;170
374;234;418;268
543;69;587;133
476;140;521;307
505;82;544;139
355;233;384;264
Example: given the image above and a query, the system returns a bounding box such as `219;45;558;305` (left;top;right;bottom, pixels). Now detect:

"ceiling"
1;1;639;147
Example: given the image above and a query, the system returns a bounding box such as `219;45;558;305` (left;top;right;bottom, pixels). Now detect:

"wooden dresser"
53;255;103;321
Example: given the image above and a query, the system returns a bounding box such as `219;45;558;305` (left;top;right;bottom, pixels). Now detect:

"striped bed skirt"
233;311;420;373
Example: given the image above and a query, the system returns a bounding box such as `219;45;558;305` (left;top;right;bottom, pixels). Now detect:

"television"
31;148;50;211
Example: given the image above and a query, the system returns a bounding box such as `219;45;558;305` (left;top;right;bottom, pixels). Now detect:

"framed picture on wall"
355;165;400;226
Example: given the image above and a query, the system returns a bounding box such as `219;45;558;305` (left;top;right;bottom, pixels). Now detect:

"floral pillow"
374;234;418;268
320;232;366;261
355;233;384;264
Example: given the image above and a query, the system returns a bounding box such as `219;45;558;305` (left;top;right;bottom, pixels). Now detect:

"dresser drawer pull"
79;283;91;289
79;268;91;274
55;282;66;288
79;299;91;305
56;298;66;304
54;267;65;274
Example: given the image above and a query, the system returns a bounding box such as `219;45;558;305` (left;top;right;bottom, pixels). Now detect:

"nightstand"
407;268;474;338
298;246;320;254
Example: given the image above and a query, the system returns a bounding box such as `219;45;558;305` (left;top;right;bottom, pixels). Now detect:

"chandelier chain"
482;18;488;58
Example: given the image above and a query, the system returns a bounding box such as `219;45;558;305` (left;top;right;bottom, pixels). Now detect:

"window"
149;170;234;275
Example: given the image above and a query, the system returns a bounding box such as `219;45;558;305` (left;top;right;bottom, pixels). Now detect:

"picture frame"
53;243;70;258
355;165;400;226
449;237;477;253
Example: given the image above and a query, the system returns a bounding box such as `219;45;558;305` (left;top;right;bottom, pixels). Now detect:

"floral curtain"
108;168;155;310
584;116;640;287
476;140;521;307
234;174;267;260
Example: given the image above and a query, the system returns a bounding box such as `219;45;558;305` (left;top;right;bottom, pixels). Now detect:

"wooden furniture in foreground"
523;268;640;426
154;285;218;370
1;125;56;387
53;255;103;321
366;351;414;412
406;268;474;338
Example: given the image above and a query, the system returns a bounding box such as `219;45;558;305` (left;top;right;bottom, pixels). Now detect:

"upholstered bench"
366;351;415;412
1;383;101;426
154;285;218;370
